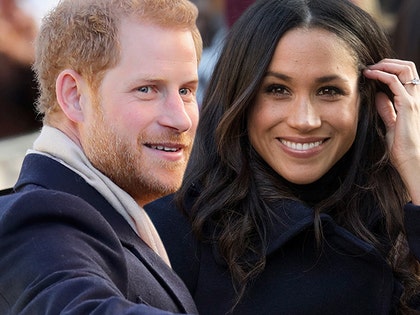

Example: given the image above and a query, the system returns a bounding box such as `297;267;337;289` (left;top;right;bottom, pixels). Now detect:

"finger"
375;92;396;129
374;58;417;66
366;60;419;86
368;59;418;74
363;68;409;100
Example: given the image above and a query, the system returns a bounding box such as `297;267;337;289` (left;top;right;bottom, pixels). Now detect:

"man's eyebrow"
129;76;199;85
183;78;199;86
126;77;162;86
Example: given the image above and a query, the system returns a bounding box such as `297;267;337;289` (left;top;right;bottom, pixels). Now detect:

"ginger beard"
83;98;191;205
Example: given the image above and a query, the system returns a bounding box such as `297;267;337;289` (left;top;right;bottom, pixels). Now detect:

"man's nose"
158;92;194;133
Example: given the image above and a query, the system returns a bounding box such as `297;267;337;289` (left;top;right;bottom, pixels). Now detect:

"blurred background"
0;0;418;190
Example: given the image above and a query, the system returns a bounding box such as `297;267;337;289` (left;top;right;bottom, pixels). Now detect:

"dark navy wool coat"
0;154;197;315
146;192;420;315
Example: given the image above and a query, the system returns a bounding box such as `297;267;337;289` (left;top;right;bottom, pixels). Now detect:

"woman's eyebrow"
315;75;349;84
265;71;291;81
265;71;349;84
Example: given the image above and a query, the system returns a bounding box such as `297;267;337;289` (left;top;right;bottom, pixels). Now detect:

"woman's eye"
318;87;342;97
265;84;290;96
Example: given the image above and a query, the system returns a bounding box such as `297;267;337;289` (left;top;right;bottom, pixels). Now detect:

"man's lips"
144;143;185;152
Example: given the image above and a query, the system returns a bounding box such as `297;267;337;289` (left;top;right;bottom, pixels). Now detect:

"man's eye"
138;86;152;93
179;88;191;96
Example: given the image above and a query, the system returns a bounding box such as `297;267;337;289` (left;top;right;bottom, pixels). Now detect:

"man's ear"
55;69;88;123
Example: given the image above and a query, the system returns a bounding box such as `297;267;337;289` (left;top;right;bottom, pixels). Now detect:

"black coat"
0;154;198;315
146;192;420;315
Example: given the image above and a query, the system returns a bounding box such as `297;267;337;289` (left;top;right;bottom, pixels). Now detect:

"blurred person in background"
0;0;45;190
379;0;400;13
194;0;255;105
392;0;420;69
192;0;226;105
225;0;255;28
192;0;225;48
350;0;395;32
0;0;40;138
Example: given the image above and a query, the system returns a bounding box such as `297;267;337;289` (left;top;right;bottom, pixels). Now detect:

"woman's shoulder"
146;193;196;250
146;193;200;293
146;193;191;230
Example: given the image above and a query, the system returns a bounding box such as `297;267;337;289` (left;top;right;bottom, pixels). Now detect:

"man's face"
81;19;199;206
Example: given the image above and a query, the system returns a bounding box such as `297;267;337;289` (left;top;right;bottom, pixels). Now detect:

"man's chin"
131;179;182;206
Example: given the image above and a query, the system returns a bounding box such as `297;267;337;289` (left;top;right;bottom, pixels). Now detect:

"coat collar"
265;199;315;255
204;194;386;267
264;199;381;257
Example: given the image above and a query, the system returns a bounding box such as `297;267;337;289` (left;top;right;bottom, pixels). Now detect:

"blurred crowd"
0;0;419;189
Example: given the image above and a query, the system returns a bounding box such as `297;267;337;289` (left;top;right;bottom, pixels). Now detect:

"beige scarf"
29;126;171;266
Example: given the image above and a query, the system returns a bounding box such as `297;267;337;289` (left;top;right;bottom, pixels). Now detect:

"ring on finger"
403;78;420;85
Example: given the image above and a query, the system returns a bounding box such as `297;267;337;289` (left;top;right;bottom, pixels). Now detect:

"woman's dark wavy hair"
176;0;420;311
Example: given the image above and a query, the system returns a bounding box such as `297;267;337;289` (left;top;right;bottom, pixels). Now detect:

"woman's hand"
364;59;420;204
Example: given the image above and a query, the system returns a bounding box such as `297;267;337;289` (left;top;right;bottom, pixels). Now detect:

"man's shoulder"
0;186;107;229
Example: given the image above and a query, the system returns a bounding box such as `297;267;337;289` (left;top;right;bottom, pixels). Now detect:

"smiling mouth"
145;144;182;152
280;139;324;151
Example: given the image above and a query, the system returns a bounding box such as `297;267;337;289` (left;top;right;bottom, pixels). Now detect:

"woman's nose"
286;97;321;131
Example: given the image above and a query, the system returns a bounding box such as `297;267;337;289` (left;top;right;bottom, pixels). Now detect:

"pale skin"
54;18;199;206
248;27;420;205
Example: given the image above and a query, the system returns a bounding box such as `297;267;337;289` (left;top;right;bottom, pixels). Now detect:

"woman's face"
248;27;360;184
